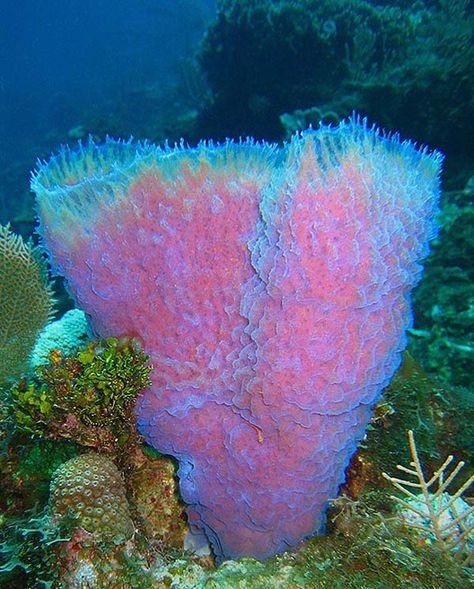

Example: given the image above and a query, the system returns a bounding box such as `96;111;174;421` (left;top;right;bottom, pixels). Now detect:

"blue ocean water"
0;0;215;226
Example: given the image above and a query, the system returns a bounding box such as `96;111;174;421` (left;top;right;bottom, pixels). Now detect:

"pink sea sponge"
32;119;442;561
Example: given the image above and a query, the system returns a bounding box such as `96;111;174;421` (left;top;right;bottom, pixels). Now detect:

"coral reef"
198;0;473;180
31;118;441;560
1;1;471;585
49;453;135;542
0;337;152;521
0;224;55;387
0;338;187;587
410;174;474;388
1;346;473;586
2;490;472;588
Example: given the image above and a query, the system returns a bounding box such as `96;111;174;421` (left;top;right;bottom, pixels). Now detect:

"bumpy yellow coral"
0;224;54;387
128;451;187;549
49;453;135;541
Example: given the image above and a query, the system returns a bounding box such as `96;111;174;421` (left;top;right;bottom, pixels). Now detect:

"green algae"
3;337;151;441
355;353;474;492
13;441;80;508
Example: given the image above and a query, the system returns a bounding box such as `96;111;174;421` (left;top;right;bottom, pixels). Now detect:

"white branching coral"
383;430;474;566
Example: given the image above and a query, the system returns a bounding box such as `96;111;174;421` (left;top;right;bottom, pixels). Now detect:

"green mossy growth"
356;353;474;490
4;337;151;439
13;442;79;508
410;180;474;388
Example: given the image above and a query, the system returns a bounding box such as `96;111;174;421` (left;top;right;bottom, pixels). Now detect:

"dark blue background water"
0;0;215;227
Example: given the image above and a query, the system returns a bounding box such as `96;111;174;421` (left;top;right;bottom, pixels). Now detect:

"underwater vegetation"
198;0;473;176
410;175;474;388
5;337;151;450
31;118;442;561
1;337;153;508
0;336;188;587
0;224;55;388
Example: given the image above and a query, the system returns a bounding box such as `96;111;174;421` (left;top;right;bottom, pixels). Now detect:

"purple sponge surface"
32;120;441;560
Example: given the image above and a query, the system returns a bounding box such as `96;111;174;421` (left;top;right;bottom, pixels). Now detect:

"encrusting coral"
0;224;54;387
127;447;188;550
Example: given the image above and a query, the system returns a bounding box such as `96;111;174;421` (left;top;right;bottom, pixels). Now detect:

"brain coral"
49;453;134;541
32;118;442;561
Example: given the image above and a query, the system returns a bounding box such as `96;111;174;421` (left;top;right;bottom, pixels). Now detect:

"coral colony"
32;119;442;561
